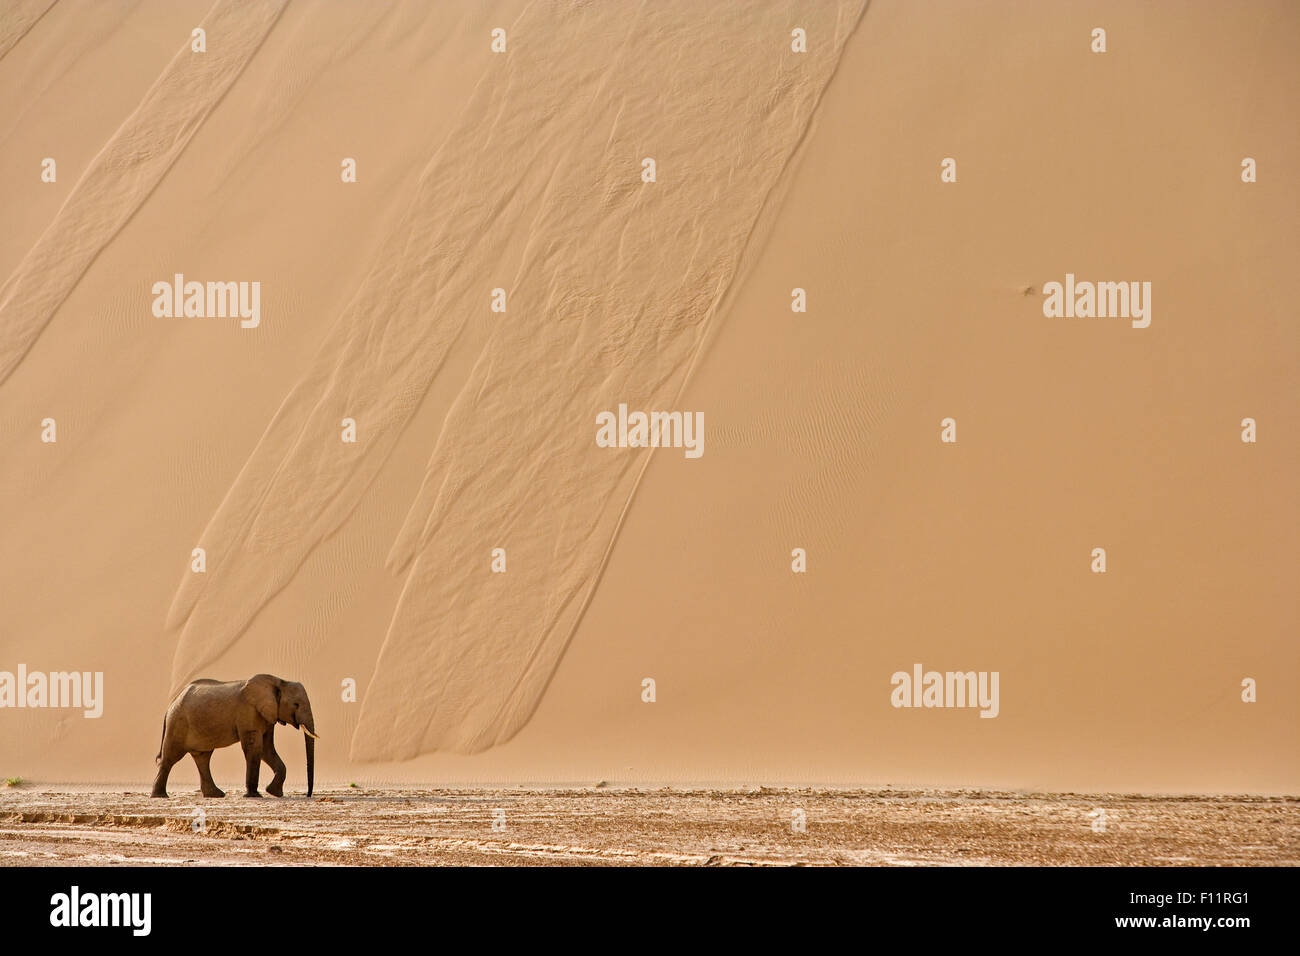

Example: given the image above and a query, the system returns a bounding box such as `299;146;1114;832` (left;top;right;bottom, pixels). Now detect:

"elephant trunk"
301;703;317;798
305;730;315;798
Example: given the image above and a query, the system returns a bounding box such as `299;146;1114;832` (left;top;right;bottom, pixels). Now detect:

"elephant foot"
242;790;263;799
150;789;168;798
266;783;284;798
202;788;225;799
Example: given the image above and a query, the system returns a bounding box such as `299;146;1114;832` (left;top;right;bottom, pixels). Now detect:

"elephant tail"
155;715;167;764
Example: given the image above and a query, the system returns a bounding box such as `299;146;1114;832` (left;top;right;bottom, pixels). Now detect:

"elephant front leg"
240;732;263;798
262;729;286;798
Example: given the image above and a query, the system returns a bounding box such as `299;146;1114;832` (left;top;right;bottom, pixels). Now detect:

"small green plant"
4;777;23;787
348;782;359;788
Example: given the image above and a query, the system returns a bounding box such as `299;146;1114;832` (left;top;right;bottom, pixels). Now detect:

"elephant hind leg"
262;730;286;798
193;750;225;798
151;740;185;798
151;754;179;798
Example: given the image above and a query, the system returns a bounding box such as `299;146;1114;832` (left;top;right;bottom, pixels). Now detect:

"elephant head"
244;675;318;797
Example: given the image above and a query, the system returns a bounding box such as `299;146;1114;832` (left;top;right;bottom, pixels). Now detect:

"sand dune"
0;2;55;62
0;0;1295;795
161;0;868;757
0;0;287;385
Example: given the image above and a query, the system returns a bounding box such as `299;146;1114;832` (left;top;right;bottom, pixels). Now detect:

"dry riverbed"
1;787;1295;866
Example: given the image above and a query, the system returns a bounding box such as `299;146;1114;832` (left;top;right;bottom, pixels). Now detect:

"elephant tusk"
302;727;320;739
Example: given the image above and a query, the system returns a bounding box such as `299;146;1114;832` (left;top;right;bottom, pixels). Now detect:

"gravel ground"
1;786;1295;866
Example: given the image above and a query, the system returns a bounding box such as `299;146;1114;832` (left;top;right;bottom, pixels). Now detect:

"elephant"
151;674;318;799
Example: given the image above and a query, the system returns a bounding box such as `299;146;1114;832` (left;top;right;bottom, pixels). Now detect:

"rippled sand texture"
0;0;287;384
159;1;867;756
0;2;55;61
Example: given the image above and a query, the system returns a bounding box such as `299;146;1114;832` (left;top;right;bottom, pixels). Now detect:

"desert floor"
1;786;1295;866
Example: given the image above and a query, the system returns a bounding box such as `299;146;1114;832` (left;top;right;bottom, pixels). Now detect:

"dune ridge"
0;0;287;387
0;1;56;62
161;0;868;758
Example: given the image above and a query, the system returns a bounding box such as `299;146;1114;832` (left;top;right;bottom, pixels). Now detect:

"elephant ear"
241;675;281;725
